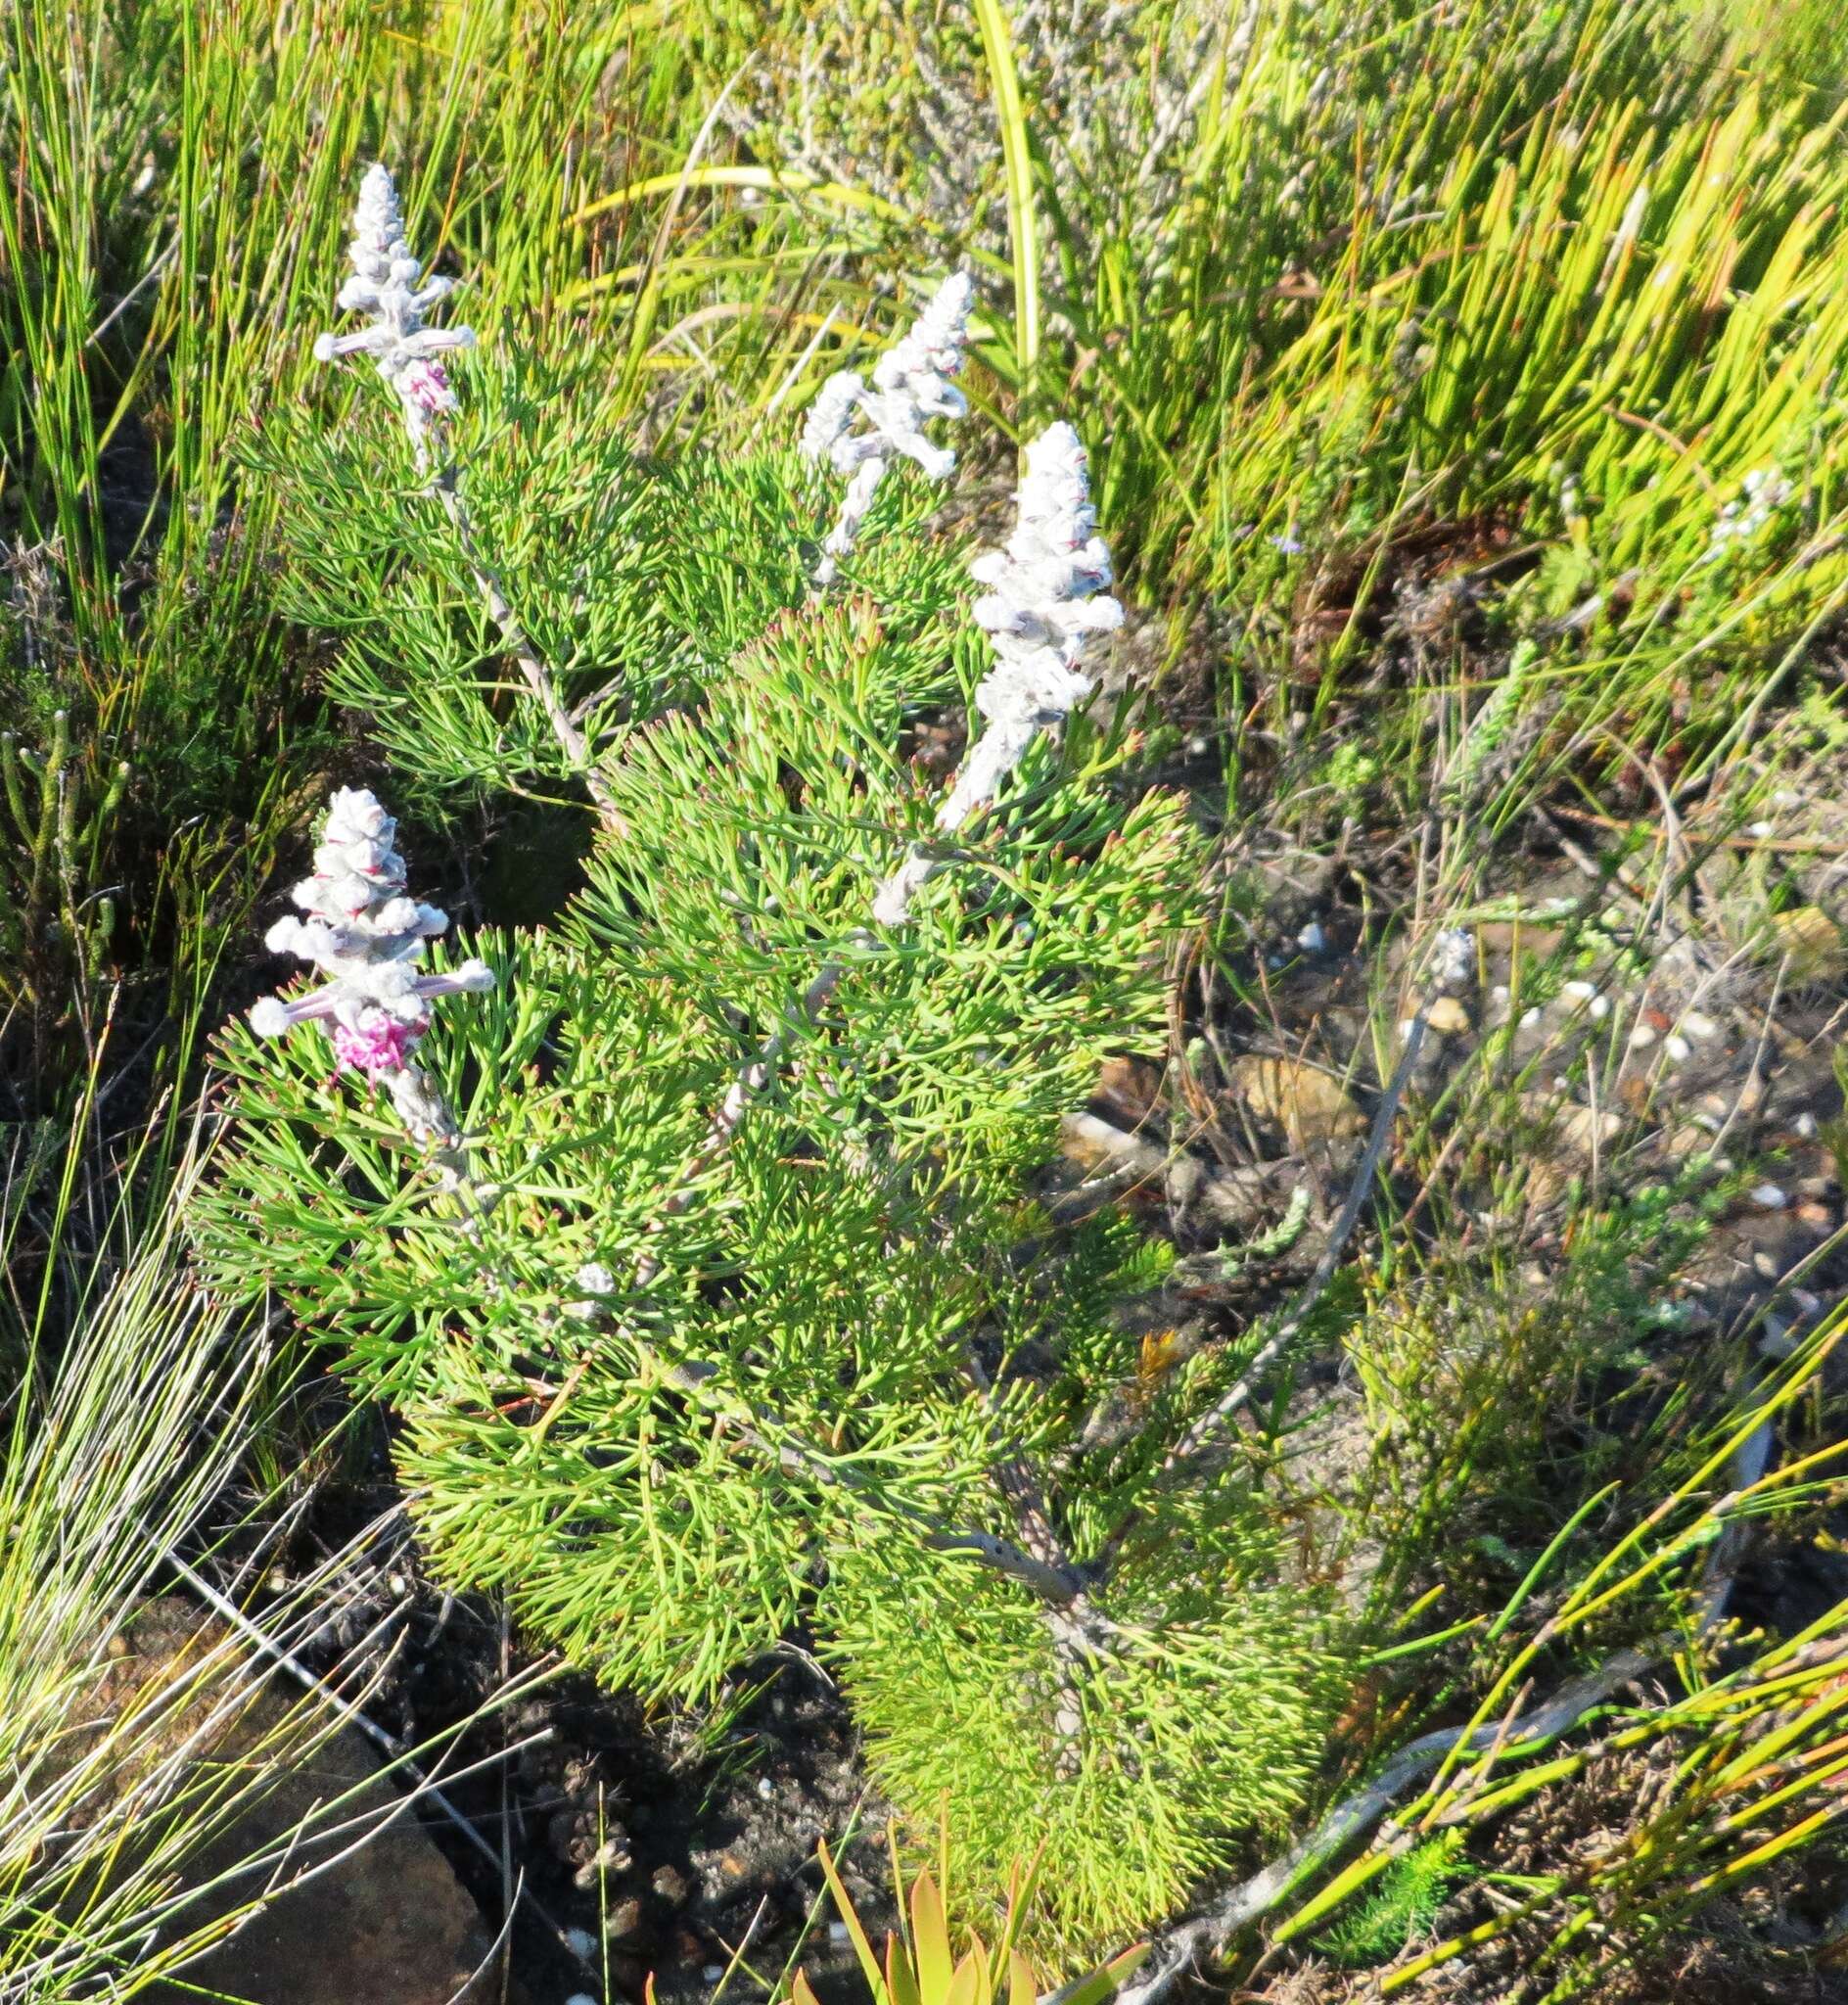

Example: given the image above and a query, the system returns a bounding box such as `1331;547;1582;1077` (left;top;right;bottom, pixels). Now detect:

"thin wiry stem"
627;1333;1091;1609
431;467;626;834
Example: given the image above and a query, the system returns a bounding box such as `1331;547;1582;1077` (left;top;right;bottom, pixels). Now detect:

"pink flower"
332;1012;426;1077
402;357;456;420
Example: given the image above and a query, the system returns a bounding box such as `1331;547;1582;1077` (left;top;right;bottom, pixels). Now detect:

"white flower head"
802;271;974;585
252;786;493;1140
313;163;477;463
1703;464;1794;564
870;421;1122;927
967;421;1123;733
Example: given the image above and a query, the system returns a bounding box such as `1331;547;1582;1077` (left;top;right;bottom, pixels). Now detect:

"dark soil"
156;710;1848;2004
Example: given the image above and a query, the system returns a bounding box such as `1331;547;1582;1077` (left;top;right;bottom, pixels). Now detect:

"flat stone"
1225;1054;1365;1150
80;1605;513;2005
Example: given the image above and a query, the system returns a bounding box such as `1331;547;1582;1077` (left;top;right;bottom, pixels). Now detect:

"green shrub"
196;176;1337;1952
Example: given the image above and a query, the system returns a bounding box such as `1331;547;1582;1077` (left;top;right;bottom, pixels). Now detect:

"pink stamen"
402;358;455;419
331;1013;424;1077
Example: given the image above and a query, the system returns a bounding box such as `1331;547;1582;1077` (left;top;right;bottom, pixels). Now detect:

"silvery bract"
250;787;493;1142
950;421;1122;811
872;422;1122;924
313;163;477;463
801;271;974;585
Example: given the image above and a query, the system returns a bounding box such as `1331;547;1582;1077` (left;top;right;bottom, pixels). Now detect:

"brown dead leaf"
1094;1054;1165;1129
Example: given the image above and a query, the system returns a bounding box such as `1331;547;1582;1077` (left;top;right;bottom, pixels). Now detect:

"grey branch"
633;1335;1088;1609
1114;1646;1657;2005
431;469;625;833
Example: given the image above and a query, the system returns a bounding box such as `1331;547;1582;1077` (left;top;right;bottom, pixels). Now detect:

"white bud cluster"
800;271;974;585
967;421;1123;729
250;787;494;1142
313;163;477;464
872;422;1122;926
1704;466;1793;564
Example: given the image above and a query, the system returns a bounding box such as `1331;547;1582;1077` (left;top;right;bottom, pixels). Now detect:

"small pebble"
1748;820;1774;838
1587;994;1610;1021
829;1922;852;1946
1628;1022;1657;1049
1520;1007;1544;1030
757;1777;775;1799
1561;979;1599;1003
1296;920;1326;954
1427;996;1472;1036
1793;1286;1823;1316
1750;1184;1787;1210
1664;1035;1691;1063
1399;1017;1420;1042
1795;1111;1818;1139
704;1967;726;1983
1758;1318;1797;1360
1491;983;1510;1003
566;1995;598;2005
1753;1250;1781;1281
1796;1201;1833;1227
1680;1010;1720;1041
565;1927;598;1962
605;1894;644;1936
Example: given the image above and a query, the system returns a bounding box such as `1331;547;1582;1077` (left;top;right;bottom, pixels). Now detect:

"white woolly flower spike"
871;422;1121;926
313;163;476;464
251;786;494;1143
801;271;974;586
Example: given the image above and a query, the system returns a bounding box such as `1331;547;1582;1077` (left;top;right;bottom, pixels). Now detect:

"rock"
1426;995;1472;1037
1478;920;1566;960
1225;1054;1365;1150
1768;905;1845;984
1092;1054;1165;1128
1561;1106;1623;1155
105;1606;512;2005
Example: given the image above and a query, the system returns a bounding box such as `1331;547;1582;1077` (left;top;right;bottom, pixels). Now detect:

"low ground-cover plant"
197;165;1351;1949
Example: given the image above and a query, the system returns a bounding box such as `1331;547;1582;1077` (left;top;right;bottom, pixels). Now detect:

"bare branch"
1114;1646;1658;2005
430;469;626;834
